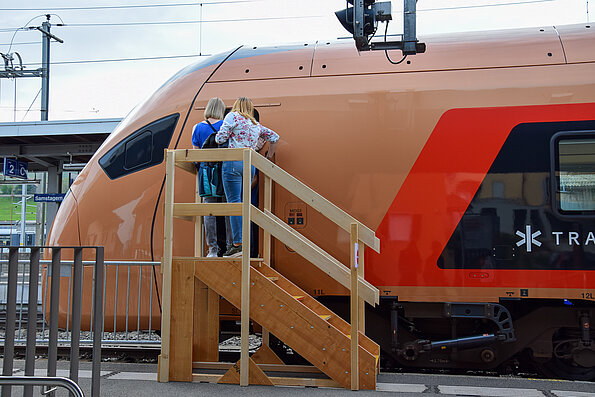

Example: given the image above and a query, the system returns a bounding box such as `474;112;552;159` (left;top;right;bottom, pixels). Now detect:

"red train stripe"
368;103;595;288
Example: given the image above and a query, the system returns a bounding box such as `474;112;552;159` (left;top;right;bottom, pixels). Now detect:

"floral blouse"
215;111;279;149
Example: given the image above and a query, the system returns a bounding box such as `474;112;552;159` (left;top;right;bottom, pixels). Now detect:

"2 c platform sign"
3;158;28;180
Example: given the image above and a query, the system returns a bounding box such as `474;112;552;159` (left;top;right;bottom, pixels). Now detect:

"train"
47;23;595;380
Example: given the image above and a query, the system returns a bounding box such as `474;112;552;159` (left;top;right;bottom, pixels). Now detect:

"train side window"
552;131;595;215
99;113;179;180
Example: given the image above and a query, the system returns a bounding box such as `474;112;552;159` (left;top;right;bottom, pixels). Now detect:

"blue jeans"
222;161;256;244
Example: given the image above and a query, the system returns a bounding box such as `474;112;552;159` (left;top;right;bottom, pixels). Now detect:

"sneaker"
206;251;218;258
223;245;242;258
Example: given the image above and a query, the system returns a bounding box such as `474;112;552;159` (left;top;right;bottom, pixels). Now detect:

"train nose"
46;189;81;246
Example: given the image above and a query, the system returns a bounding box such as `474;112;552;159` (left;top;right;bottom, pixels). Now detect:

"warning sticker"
285;202;306;229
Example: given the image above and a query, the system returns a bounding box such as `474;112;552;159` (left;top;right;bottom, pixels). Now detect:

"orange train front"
49;24;595;379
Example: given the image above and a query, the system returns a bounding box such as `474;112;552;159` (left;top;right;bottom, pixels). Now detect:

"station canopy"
0;118;121;173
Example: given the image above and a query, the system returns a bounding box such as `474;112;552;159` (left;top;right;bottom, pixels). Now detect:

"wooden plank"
218;358;273;386
175;148;245;162
250;206;379;306
350;223;359;391
240;149;252;387
193;279;207;362
194;362;322;374
262;174;272;348
175;160;197;174
174;203;242;217
194;178;203;257
192;373;222;383
159;150;175;382
193;374;340;388
358;241;365;333
169;259;194;381
207;287;219;361
271;377;341;388
251;344;284;365
252;152;380;253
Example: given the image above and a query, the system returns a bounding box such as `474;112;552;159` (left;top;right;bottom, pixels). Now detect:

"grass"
0;196;38;221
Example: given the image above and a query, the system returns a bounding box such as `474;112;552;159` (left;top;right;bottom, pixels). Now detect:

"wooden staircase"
158;148;381;390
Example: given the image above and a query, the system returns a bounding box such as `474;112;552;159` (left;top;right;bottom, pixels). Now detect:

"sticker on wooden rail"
285;202;306;229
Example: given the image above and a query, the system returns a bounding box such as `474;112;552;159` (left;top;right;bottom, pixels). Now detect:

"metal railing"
0;246;103;397
0;253;161;347
0;376;84;397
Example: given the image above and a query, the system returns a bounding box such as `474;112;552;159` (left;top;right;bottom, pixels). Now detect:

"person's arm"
215;113;235;144
191;124;202;148
266;141;277;160
259;125;279;160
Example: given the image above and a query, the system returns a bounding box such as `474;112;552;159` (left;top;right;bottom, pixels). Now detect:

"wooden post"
240;149;252;386
358;241;365;333
262;173;272;347
350;222;359;391
159;150;175;382
195;172;203;257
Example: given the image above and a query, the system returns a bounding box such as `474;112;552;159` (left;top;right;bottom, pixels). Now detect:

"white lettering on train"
517;226;595;252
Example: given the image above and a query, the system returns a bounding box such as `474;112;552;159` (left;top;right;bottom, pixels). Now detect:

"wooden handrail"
251;206;379;305
251;152;380;253
173;203;242;217
175;148;245;162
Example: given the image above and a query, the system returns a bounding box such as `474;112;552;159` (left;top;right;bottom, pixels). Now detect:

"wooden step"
188;258;378;390
255;263;380;361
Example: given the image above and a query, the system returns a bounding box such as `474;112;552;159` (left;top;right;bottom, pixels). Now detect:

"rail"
0;246;103;397
161;148;380;389
0;256;162;347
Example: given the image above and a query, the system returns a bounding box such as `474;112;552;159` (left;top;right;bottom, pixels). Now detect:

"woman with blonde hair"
216;97;279;257
191;97;232;257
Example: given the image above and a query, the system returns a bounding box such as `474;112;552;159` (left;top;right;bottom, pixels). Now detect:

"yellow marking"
319;314;331;321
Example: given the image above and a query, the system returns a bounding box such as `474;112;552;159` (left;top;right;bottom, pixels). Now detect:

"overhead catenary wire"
0;15;322;32
0;1;259;12
17;53;207;67
417;0;555;12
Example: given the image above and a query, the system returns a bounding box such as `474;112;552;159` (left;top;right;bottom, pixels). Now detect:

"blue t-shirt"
191;120;223;148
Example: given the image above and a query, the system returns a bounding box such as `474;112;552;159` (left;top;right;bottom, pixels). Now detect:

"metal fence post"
92;247;104;397
24;247;41;397
47;247;62;396
70;248;83;384
1;248;19;397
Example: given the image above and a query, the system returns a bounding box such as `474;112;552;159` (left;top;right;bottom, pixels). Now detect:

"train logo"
515;225;542;252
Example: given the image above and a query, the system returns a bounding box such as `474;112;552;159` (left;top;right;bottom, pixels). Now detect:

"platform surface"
2;359;594;396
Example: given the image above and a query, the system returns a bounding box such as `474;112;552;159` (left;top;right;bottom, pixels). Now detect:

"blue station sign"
3;158;28;180
34;193;66;203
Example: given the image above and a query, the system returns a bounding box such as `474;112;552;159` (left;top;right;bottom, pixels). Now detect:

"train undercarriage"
316;297;595;381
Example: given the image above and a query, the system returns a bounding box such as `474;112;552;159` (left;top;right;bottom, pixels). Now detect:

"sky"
0;0;592;122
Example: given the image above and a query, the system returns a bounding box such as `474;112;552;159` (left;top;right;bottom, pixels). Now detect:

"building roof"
0;118;121;172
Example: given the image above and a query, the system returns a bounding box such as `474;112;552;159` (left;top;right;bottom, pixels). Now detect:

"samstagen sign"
34;194;66;203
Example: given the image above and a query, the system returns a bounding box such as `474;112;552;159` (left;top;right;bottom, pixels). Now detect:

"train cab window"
124;130;152;169
553;132;595;214
99;113;179;180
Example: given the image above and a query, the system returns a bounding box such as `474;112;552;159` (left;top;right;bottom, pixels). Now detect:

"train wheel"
539;329;595;381
542;357;595;381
